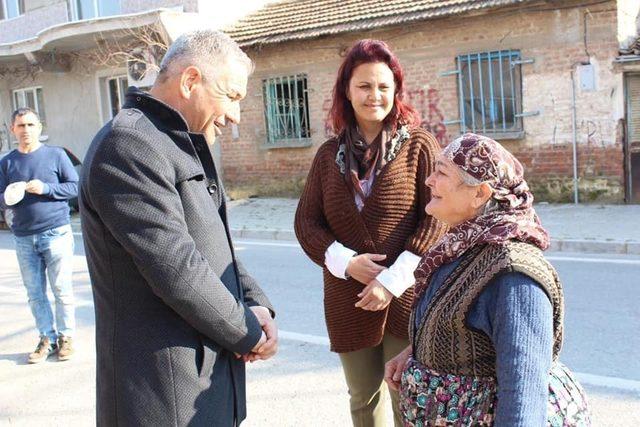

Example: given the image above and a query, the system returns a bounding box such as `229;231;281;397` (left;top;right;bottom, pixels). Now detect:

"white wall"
0;62;111;159
618;0;640;49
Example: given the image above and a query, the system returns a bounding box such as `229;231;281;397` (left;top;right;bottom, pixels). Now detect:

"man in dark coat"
80;30;277;426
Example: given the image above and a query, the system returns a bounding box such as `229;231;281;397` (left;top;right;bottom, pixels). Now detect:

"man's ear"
179;66;202;99
472;182;493;209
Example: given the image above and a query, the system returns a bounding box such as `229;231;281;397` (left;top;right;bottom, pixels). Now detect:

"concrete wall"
0;0;68;44
0;68;13;151
0;55;121;158
217;1;624;202
41;62;107;158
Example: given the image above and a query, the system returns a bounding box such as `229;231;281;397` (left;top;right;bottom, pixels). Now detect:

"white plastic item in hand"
4;181;27;206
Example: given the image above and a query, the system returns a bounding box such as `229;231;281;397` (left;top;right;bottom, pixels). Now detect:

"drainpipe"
570;70;579;204
570;58;591;205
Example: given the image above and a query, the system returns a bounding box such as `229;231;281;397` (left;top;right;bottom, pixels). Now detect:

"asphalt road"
0;232;639;426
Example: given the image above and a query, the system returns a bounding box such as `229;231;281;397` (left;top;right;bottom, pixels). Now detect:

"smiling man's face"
182;59;248;143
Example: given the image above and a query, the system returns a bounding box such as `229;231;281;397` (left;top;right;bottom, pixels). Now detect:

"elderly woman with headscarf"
384;134;591;426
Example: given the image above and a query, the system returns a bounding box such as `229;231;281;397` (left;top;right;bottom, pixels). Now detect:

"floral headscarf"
413;133;550;300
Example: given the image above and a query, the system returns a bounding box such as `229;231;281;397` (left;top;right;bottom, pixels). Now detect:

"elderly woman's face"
425;156;483;226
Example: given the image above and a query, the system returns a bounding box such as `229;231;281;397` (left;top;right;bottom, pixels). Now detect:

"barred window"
263;74;311;146
457;50;524;139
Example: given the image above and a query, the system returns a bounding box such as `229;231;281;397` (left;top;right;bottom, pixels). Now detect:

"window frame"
456;50;524;140
71;0;120;21
262;73;312;149
1;0;25;21
12;86;47;134
106;75;128;119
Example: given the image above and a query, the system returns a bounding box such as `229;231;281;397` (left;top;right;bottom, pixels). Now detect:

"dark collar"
123;87;189;132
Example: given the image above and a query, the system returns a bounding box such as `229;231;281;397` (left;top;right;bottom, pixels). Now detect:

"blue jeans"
14;224;76;341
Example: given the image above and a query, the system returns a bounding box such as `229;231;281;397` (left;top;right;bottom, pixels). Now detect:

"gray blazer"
80;88;274;426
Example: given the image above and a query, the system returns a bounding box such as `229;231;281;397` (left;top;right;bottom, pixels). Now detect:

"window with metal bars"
263;74;311;146
456;50;525;139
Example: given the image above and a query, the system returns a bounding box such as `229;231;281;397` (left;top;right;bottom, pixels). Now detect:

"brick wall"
219;1;625;202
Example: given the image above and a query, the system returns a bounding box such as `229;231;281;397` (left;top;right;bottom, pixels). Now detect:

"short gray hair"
159;30;253;81
454;165;500;215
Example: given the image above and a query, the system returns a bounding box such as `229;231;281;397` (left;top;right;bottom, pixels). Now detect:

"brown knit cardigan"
294;128;447;353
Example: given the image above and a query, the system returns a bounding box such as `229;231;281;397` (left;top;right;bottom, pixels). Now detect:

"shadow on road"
0;352;29;365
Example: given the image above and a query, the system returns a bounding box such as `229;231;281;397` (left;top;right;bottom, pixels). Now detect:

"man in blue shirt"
0;108;78;363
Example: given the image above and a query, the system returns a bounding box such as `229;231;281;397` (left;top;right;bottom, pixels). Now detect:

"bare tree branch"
73;24;168;77
0;24;168;82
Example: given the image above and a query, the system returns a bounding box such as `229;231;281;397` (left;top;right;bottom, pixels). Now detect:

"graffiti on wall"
406;87;449;145
322;97;334;137
581;119;612;176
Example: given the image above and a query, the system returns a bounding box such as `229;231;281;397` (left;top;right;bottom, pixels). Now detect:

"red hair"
327;39;420;135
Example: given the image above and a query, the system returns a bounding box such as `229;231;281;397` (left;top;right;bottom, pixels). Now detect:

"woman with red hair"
295;39;446;426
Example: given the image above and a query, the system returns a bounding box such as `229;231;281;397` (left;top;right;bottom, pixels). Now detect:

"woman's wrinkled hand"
384;345;412;391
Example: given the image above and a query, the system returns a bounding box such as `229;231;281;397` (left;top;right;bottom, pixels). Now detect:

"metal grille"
457;50;523;136
263;74;311;144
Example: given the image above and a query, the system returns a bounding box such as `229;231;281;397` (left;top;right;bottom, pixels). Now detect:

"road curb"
552;239;640;255
231;228;640;255
66;224;640;255
231;228;296;241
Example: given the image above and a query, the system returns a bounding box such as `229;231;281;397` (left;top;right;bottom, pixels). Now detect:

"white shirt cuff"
324;241;357;280
376;250;421;297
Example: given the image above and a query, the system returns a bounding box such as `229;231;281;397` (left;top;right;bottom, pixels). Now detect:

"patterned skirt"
399;357;591;426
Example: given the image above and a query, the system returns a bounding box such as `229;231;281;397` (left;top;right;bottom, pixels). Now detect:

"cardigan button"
207;183;218;194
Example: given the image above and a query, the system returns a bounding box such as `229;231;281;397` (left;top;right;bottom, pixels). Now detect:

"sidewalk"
223;198;640;255
69;198;640;254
